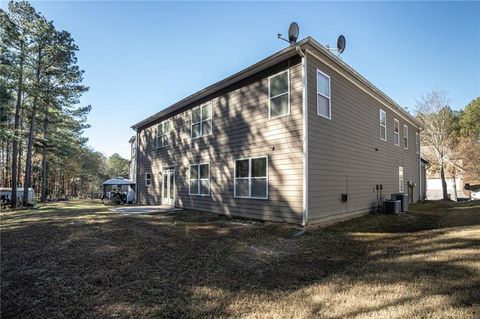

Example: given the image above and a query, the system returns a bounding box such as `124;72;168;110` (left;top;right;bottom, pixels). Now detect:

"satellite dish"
337;35;346;54
288;22;299;44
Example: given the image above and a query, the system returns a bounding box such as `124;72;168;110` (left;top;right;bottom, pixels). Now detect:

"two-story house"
131;36;422;226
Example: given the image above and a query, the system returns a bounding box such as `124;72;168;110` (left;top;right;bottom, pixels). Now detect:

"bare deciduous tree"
415;89;456;200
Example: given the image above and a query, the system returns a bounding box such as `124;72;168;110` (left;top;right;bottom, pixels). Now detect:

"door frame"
161;168;176;207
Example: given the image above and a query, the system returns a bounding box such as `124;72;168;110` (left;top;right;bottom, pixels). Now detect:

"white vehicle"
0;188;35;203
471;191;480;200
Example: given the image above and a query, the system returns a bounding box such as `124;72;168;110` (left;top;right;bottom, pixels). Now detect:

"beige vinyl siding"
136;58;304;224
306;47;420;224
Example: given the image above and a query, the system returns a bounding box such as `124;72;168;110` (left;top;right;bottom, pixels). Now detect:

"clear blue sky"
7;1;479;158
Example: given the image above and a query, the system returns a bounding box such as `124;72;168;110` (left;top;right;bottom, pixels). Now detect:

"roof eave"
306;37;420;127
131;38;309;131
132;36;420;130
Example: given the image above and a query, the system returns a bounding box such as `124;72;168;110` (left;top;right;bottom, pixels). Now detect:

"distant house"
128;136;137;183
131;36;422;225
422;146;467;200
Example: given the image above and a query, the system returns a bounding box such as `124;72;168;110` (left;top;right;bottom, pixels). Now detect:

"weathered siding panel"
136;58;304;224
306;47;420;223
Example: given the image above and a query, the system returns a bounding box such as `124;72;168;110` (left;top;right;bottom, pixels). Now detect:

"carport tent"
102;178;135;197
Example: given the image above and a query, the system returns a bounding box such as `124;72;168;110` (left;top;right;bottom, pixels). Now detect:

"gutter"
132;37;419;131
296;46;309;228
306;37;420;128
131;39;308;130
135;132;139;203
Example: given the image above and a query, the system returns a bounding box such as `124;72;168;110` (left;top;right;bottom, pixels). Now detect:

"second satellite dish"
288;22;299;44
337;35;346;54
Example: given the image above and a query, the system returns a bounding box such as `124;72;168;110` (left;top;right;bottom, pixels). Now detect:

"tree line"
416;91;479;200
0;1;129;207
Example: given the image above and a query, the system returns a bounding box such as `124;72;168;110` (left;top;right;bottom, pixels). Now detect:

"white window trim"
145;173;152;187
234;156;269;200
416;132;420;155
394;118;400;147
156;119;171;149
268;70;290;119
379;109;387;141
403;124;408;150
191;102;213;139
399;166;404;192
316;69;331;120
189;162;210;196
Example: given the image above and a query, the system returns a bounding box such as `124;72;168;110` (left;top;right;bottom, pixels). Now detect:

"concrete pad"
109;205;182;215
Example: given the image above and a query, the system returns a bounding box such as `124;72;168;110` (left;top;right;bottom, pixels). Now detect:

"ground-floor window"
145;173;152;187
234;156;268;199
399;166;404;192
189;163;210;196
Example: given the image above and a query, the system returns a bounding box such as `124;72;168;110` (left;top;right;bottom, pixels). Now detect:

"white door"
162;170;175;206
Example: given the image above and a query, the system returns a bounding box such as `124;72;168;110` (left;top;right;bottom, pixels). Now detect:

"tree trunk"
23;43;43;207
440;163;449;200
452;165;458;201
17;138;22;187
40;113;49;202
23;95;38;206
62;171;65;196
5;142;10;187
11;49;24;208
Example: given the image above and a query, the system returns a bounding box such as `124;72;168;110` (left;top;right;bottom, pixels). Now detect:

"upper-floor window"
234;156;268;199
316;69;331;119
269;70;290;118
156;120;171;148
416;132;420;154
379;109;387;141
191;103;212;139
394;119;400;146
189;163;210;196
145;173;152;187
403;124;408;149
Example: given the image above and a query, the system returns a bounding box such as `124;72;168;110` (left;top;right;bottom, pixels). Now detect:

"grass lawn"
1;200;479;319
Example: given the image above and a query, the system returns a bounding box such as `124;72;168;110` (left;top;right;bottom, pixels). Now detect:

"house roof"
132;36;419;131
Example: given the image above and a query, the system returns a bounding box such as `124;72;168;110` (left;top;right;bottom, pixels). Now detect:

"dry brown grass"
1;200;479;319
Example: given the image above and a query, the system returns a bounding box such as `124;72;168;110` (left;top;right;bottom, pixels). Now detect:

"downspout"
418;130;422;201
296;46;309;228
135;131;140;203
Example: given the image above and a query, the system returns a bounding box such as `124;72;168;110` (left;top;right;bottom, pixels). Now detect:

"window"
234;156;268;199
316;69;331;119
379;109;387;141
394;119;400;146
156;120;171;148
403;124;408;149
189;163;210;196
191;103;212;139
416;132;420;154
269;70;290;118
399;166;404;192
145;173;152;187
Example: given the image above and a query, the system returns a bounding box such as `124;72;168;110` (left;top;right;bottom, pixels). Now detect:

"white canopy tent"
102;177;135;203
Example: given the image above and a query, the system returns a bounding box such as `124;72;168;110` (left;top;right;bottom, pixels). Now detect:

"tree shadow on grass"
1;201;479;318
